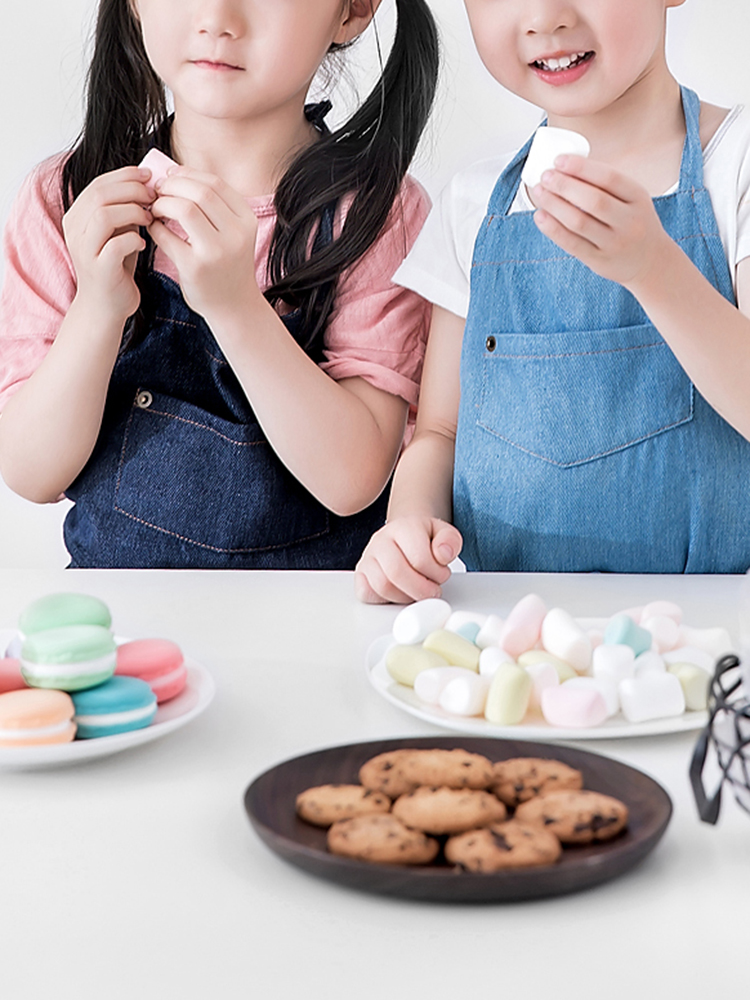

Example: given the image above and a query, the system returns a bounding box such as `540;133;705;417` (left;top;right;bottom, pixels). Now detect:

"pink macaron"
0;657;26;693
116;638;187;703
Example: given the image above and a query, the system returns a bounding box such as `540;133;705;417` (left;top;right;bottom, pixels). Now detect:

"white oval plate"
366;634;708;741
0;629;215;769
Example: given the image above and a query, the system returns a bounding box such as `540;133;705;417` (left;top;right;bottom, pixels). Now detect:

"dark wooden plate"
243;736;672;903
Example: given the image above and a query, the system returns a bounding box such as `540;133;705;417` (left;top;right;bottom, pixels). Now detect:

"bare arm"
148;167;409;516
355;305;465;603
0;167;152;502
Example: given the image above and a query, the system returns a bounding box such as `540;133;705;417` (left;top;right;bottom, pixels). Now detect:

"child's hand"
354;516;463;604
147;167;261;321
531;155;672;292
62;166;153;321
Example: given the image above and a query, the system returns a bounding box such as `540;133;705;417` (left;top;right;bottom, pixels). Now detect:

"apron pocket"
478;323;694;467
114;390;330;553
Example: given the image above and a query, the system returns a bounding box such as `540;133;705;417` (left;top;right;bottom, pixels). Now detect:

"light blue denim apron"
64;198;388;569
454;86;750;573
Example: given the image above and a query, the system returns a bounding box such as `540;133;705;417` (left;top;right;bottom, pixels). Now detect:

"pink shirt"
0;154;431;419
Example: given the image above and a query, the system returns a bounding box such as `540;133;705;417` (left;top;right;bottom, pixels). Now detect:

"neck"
170;100;318;199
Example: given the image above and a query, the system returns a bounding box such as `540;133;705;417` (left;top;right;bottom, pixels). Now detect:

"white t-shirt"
396;105;750;318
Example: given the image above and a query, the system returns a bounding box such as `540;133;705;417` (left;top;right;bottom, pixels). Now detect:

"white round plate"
366;634;708;741
0;631;215;769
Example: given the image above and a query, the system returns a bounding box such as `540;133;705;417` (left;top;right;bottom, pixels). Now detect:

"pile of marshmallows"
0;593;187;746
386;595;732;728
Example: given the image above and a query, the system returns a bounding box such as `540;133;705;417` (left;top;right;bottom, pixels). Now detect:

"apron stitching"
111;507;332;554
476;413;694;466
135;406;266;446
489;342;666;360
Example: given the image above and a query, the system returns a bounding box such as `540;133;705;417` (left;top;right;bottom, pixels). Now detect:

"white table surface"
0;569;747;1000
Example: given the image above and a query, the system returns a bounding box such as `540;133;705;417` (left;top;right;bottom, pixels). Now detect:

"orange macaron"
0;689;76;746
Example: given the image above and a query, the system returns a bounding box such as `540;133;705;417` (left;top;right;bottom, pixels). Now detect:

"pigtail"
62;0;169;210
265;0;440;351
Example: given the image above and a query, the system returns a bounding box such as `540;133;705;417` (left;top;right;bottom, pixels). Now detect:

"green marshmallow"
19;593;112;635
667;663;710;711
386;646;449;687
422;629;480;671
517;649;577;682
484;663;533;725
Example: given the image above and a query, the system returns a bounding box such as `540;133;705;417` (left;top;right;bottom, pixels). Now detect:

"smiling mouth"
531;51;593;73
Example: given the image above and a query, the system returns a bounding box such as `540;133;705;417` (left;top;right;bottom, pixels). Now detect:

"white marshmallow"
592;643;635;683
524;661;559;712
618;673;686;723
541;608;592;673
392;598;451;645
439;673;490;716
678;626;733;661
520;126;590;189
413;666;471;706
444;610;487;633
478;645;515;679
634;650;666;676
563;675;619;718
476;614;506;649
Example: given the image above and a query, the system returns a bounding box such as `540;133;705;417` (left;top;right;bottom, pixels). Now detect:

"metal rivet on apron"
485;336;497;352
135;389;153;409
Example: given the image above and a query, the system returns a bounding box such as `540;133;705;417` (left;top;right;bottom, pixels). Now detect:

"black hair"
62;0;439;351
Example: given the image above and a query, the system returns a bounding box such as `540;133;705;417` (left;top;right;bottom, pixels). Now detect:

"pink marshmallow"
499;594;547;658
138;148;179;203
641;600;682;624
541;685;608;728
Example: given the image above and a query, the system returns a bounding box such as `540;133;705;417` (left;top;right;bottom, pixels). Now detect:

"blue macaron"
71;675;157;739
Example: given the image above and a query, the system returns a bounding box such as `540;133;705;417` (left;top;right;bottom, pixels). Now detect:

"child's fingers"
84;171;154;206
537;169;621;229
98;229;146;267
82;204;153;257
531;185;609;250
150;194;220;242
430;522;463;566
354;551;425;604
552;154;641;203
379;541;446;601
157;167;248;218
353;569;402;605
533;208;599;262
147;218;190;264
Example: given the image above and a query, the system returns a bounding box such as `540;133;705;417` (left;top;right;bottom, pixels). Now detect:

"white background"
2;0;750;568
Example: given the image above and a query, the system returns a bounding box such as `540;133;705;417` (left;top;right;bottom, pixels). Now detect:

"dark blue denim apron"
454;86;750;573
64;189;388;568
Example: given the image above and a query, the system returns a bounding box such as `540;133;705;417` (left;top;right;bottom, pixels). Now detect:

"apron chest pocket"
477;323;694;467
114;391;330;553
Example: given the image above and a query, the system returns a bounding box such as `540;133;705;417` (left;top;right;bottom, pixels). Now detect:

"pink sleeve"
320;175;432;407
0;155;76;411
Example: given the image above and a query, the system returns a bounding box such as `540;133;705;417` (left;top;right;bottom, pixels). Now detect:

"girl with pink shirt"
0;0;437;568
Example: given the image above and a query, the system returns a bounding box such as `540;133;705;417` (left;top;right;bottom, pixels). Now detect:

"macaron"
20;625;117;691
19;593;112;636
116;638;187;703
71;676;157;739
0;689;76;746
0;657;26;693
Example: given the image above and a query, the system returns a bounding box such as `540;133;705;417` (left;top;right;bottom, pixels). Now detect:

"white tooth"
547;58;560;70
559;56;572;68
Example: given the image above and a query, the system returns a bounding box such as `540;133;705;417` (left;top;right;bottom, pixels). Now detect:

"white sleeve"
394;156;512;319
